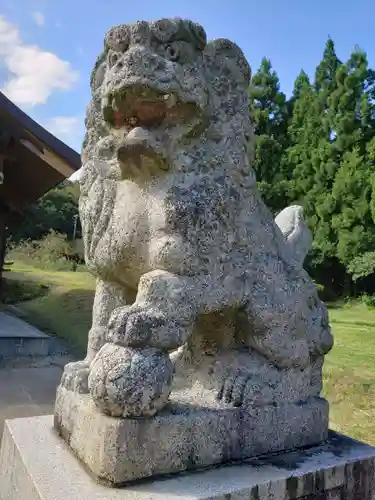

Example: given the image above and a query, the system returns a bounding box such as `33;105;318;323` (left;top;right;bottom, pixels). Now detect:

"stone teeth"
165;94;177;108
161;94;177;107
128;117;138;126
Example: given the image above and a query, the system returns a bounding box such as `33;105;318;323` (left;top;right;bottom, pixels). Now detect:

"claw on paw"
217;374;274;408
217;374;249;407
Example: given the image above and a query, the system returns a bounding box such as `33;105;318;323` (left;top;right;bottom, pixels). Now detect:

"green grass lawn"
4;261;96;356
4;261;375;444
324;302;375;443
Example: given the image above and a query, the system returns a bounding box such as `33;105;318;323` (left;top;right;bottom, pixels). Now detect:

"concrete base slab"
1;415;375;500
54;388;329;485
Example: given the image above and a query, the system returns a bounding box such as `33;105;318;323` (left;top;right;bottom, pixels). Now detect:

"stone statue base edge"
1;414;375;500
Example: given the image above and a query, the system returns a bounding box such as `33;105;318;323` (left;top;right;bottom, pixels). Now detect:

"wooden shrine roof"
0;92;81;220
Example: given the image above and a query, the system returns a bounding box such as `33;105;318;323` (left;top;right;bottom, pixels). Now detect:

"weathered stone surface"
2;416;375;499
55;17;334;483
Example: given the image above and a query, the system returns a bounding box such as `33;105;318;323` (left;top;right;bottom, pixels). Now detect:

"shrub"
7;231;85;271
361;293;375;309
348;252;375;282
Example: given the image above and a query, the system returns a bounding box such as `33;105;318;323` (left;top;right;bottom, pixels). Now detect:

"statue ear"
203;38;251;87
90;51;107;93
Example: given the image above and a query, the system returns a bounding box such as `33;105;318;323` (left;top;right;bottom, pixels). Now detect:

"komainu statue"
54;18;333;485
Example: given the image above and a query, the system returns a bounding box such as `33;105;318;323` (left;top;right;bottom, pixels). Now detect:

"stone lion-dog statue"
54;18;333;484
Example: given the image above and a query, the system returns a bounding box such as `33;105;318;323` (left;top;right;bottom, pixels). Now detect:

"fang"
166;94;177;108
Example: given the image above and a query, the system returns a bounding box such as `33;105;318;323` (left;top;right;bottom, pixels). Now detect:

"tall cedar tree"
284;40;341;277
307;38;341;263
329;49;375;276
285;40;375;293
249;58;290;212
283;40;345;293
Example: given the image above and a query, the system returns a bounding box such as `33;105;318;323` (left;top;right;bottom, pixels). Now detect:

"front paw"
107;305;137;343
107;305;163;347
107;305;191;350
60;360;90;394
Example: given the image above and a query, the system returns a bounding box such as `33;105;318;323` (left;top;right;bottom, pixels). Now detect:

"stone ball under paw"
88;343;173;417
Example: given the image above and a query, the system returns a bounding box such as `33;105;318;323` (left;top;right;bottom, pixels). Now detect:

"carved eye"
166;44;179;62
105;26;130;53
165;41;195;63
108;51;122;68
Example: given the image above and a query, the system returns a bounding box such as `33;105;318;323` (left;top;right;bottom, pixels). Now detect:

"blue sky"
1;0;374;153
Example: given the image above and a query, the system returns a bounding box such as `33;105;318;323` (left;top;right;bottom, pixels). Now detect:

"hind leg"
187;345;314;408
238;258;318;370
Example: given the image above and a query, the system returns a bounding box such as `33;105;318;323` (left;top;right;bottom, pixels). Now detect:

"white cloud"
0;16;78;106
45;115;81;139
31;11;45;27
0;16;18;52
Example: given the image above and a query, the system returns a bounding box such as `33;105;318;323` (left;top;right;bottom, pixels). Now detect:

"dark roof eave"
0;91;81;171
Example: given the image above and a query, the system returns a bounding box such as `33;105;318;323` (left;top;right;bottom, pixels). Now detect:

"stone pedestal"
54;387;329;485
1;415;375;500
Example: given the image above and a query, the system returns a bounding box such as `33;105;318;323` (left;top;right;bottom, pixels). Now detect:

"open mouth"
101;86;202;177
102;85;198;130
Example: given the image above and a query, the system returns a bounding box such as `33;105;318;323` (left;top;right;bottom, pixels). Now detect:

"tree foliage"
249;58;289;212
348;252;375;281
249;38;375;296
9;182;79;243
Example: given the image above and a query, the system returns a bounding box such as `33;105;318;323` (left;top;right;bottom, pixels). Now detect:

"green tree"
9;182;80;243
315;38;342;93
331;149;375;267
285;77;324;199
285;40;344;293
249;57;290;211
325;48;375;290
348;252;375;282
329;48;375;155
303;43;375;294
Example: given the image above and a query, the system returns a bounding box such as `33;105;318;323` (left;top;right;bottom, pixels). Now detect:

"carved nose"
119;46;165;75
